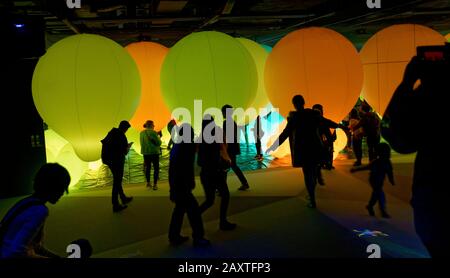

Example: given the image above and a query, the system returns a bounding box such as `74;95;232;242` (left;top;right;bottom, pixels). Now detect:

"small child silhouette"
351;143;395;218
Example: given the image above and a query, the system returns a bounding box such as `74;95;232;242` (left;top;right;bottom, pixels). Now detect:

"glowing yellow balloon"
360;24;445;115
265;27;363;123
126;127;142;154
32;34;141;162
333;128;348;160
126;42;171;131
236;38;270;124
161;31;257;124
55;143;89;188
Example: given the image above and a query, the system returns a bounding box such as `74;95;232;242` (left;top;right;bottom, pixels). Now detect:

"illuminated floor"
0;152;428;258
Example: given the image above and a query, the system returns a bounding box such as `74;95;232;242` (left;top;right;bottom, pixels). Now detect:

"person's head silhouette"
292;95;305;111
33;163;71;204
118;120;131;133
376;143;391;160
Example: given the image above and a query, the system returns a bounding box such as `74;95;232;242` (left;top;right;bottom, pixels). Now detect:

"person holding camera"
382;43;449;258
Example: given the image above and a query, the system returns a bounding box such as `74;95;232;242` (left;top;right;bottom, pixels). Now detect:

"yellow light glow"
161;31;257;130
32;34;141;162
333;128;348;160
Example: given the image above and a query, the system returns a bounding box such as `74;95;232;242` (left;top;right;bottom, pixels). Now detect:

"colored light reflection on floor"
353;229;389;237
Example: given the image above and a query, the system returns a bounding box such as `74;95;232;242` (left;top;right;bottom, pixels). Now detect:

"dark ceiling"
2;0;450;49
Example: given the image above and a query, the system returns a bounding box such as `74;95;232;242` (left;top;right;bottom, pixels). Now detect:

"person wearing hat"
140;120;162;190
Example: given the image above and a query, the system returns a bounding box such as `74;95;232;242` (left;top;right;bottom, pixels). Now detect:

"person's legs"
302;164;317;208
216;172;235;230
353;137;362;165
110;160;129;210
184;193;206;241
366;187;378;216
151;154;160;189
316;164;325;185
230;153;249;190
367;135;380;162
199;171;216;213
168;200;187;243
143;155;151;186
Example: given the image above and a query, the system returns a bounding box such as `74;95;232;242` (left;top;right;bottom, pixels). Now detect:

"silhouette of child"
351;143;395;218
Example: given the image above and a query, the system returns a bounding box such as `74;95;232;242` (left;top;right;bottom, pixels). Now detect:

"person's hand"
402;56;420;87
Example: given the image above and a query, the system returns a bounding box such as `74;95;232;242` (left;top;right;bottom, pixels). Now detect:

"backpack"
101;133;113;165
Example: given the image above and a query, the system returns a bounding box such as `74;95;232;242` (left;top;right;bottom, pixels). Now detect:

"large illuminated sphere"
126;42;171;131
265;27;363;123
360;24;445;115
236;38;270;124
55;143;89;188
32;34;141;162
333;128;348;160
161;31;257;125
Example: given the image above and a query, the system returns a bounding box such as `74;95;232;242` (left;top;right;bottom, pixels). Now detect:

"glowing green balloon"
236;38;270;124
32;34;141;162
161;31;257;123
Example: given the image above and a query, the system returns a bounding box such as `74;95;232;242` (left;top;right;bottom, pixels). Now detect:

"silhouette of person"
382;51;450;258
352;103;381;163
168;123;210;247
222;104;250;191
252;115;264;161
140;120;162;190
351;143;395;218
349;108;363;166
101;120;133;212
0;163;70;258
167;119;176;150
267;95;339;208
197;115;236;231
312;104;339;170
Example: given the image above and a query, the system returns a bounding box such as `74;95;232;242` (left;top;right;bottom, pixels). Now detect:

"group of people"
0;54;446;257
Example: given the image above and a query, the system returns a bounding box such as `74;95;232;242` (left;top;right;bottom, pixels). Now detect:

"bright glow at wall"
125;42;171;131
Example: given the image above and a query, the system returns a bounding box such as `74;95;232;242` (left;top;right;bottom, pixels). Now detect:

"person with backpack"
0;163;70;258
101;120;133;213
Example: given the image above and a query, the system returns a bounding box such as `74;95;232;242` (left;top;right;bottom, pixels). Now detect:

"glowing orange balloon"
360;24;446;115
126;42;171;131
265;27;363;123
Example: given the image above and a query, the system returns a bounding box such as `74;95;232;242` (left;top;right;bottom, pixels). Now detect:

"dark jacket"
223;119;241;155
168;142;196;198
101;128;128;165
277;109;338;167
